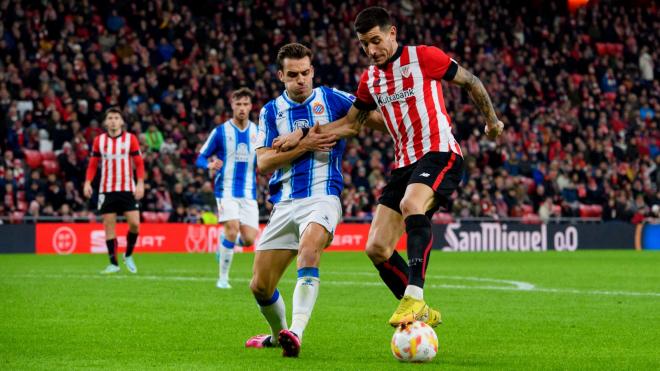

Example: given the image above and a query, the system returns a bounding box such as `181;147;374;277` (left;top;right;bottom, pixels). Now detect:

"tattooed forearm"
464;75;498;125
355;109;370;129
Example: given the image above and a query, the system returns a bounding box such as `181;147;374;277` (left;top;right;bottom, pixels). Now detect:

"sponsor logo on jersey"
293;118;310;129
376;87;415;106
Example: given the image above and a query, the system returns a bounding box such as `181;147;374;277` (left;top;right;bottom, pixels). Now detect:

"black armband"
443;61;459;81
301;127;310;138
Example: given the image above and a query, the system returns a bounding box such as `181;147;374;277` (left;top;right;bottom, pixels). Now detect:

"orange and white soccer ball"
391;321;438;362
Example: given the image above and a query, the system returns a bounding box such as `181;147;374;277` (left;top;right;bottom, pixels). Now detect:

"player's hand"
485;120;504;140
208;159;224;171
135;181;145;200
83;181;93;198
273;129;304;152
300;123;337;152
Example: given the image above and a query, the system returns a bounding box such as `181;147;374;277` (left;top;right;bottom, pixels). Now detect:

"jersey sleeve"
256;103;278;149
353;70;377;111
196;127;220;169
91;136;101;157
418;45;458;81
85;136;101;182
129;133;141;156
329;88;356;117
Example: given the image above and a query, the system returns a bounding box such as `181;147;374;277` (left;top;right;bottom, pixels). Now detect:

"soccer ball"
391;321;438;362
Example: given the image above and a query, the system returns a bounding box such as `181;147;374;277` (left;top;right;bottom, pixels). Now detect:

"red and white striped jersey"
87;131;143;193
355;45;463;169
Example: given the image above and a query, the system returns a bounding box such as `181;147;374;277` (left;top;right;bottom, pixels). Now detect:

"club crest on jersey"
400;64;411;78
293;119;310;129
376;87;415;106
313;102;325;115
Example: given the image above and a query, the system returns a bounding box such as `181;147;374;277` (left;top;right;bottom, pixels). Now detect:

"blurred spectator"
0;0;658;224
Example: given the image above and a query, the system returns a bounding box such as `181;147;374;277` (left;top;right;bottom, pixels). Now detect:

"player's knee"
249;277;272;300
224;223;239;241
297;244;321;267
241;234;256;246
128;222;139;233
365;239;390;264
399;198;423;217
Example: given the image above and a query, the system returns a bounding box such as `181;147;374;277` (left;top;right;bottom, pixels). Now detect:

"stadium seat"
9;211;25;224
521;204;534;216
142;211;158;223
578;204;603;218
41;151;56;161
432;212;454;224
595;43;607;56
521;213;541;224
589;205;603;218
42;160;60;176
552;204;561;215
23;150;43;169
157;212;171;222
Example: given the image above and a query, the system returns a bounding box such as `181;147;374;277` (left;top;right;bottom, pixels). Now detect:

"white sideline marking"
3;272;660;298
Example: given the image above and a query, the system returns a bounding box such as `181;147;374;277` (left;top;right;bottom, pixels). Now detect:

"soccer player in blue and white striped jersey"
196;88;259;289
244;43;354;357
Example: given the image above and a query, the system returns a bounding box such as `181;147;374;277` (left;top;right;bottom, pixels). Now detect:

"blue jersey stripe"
232;125;248;198
216;126;227;199
290;106;313;198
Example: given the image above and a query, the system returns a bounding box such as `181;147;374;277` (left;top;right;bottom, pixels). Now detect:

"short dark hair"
354;7;393;34
103;107;123;121
276;43;313;71
231;87;254;101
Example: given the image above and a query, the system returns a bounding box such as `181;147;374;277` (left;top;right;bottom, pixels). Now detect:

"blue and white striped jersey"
196;120;258;200
256;86;355;204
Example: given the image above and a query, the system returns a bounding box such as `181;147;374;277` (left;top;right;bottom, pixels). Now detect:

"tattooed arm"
450;65;504;139
272;106;386;151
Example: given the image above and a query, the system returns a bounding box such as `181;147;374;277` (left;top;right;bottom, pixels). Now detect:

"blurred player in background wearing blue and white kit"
244;43;385;358
196;88;259;289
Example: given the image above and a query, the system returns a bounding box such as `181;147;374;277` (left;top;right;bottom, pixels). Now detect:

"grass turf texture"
1;251;659;370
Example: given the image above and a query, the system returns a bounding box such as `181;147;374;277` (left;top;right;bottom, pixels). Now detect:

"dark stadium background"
0;0;657;225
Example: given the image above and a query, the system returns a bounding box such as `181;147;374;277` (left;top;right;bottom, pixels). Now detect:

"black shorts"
97;192;139;215
378;151;464;217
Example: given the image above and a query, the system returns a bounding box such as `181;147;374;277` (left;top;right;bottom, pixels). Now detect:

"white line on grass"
3;272;660;298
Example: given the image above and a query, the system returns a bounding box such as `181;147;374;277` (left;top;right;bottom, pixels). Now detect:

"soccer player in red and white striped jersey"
84;107;145;274
273;7;504;328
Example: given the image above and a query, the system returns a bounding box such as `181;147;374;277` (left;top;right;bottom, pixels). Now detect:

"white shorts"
257;195;342;251
216;198;259;229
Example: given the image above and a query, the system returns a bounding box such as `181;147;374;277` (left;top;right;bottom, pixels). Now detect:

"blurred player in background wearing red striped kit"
84;107;145;274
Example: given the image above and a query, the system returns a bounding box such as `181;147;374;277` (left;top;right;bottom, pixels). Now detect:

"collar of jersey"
107;131;124;139
228;119;250;132
283;88;317;106
380;45;404;68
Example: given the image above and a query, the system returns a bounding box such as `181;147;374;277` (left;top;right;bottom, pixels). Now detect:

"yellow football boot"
388;295;442;328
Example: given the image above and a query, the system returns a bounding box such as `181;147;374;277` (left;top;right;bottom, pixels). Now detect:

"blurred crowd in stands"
0;0;658;224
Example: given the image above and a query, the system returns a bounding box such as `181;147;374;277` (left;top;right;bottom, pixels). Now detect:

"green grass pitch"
1;251;659;370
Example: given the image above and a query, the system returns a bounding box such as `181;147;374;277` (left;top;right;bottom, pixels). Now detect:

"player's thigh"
257;201;299;251
399;183;437;217
238;199;259;231
251;249;296;296
217;198;240;224
366;204;404;263
402;151;463;216
297;222;332;268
